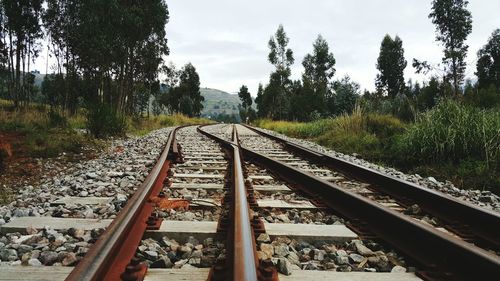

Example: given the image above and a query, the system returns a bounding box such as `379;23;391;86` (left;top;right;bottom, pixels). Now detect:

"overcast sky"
162;0;499;96
34;0;499;96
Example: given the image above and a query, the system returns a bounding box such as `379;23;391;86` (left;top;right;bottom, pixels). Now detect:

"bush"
48;110;68;128
396;99;500;165
87;104;127;138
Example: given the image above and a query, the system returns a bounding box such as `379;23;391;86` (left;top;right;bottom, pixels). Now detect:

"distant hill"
31;75;242;121
200;88;241;120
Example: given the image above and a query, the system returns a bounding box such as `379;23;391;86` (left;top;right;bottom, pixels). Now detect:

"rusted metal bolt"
129;256;140;266
146;216;156;226
260;259;273;267
261;267;273;278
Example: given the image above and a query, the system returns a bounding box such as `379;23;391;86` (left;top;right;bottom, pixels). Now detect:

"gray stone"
277;258;293;275
336;255;349;265
256;233;270;243
335;249;348;257
287;251;300;265
349;253;365;263
61;252;78;266
150;255;173;268
277;214;290;223
354;241;375;256
274;244;289;257
173;259;187;268
40;251;59;265
182;211;196;221
187;236;199;246
145;250;158;260
260;243;274;259
28;258;42;266
391;265;407;273
86;172;98;179
0;248;18;261
304;262;319;270
313;249;326;261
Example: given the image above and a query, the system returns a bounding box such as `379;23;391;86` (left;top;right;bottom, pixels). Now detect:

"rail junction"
1;124;499;281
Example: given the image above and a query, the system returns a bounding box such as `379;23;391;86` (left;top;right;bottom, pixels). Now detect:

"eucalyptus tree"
429;0;472;95
1;0;43;106
476;29;500;90
302;34;336;116
376;35;407;98
267;24;294;119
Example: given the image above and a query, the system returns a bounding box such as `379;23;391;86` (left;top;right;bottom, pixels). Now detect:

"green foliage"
25;129;86;158
87;104;127;138
302;34;336;113
376;35;407;98
330;75;360;115
429;0;473;94
465;84;500;109
254;107;404;161
263;25;294;119
476;29;500;90
47;110;68;128
159;63;204;117
396;99;499;169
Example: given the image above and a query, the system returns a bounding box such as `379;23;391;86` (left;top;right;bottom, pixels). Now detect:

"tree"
267;24;294;119
238;85;252;109
376;35;407;98
302;35;336;92
332;75;360;115
160;63;203;117
302;34;336;116
178;63;203;117
255;83;268;118
238;85;254;123
2;0;43;106
429;0;472;95
476;29;500;90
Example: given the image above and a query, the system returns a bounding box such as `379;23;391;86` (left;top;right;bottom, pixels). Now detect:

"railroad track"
0;124;499;280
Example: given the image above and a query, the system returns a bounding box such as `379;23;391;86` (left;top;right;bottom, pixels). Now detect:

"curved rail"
242;124;500;249
198;125;260;281
66;127;179;281
235;124;500;280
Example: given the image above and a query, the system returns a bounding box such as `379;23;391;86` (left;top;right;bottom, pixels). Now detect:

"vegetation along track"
1;124;498;281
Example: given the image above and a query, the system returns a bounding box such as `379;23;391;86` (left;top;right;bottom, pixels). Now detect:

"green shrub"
396;99;500;165
48;110;68;128
87;104;127;138
365;114;405;139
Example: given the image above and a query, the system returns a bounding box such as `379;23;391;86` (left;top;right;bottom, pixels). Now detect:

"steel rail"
238;139;500;280
231;125;259;281
198;125;261;281
242;124;500;249
66;127;179;281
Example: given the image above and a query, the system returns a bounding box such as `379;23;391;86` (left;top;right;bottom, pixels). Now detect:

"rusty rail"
242;124;500;249
198;125;277;281
235;125;500;280
66;127;179;281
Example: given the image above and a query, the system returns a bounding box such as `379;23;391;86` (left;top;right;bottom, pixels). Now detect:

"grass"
254;106;405;161
254;100;500;194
